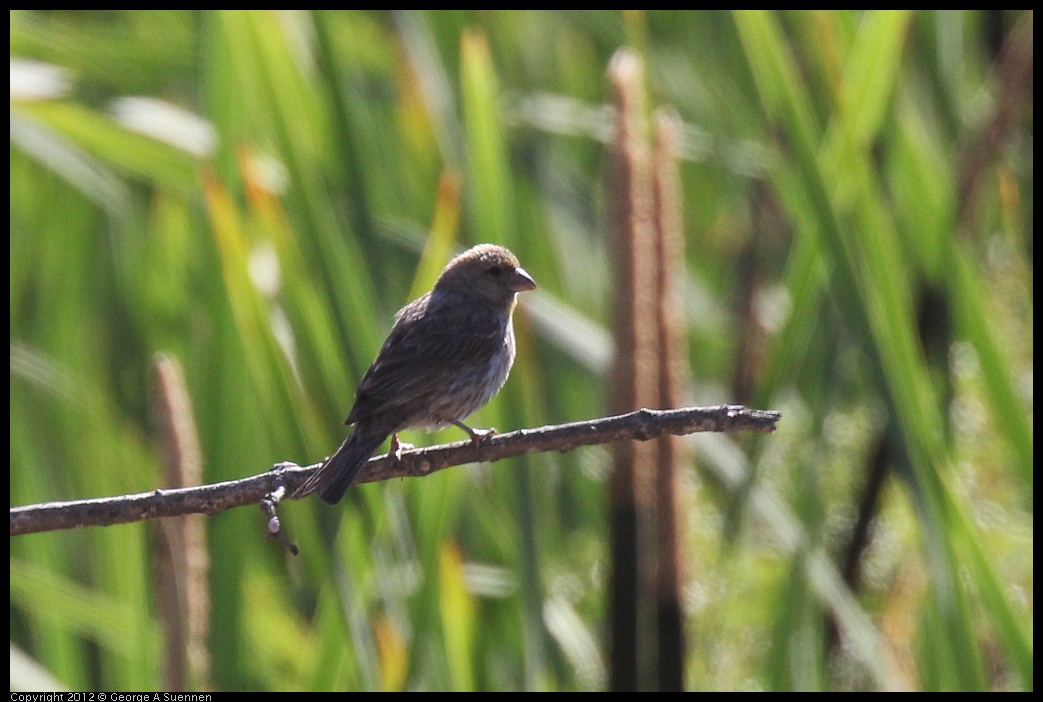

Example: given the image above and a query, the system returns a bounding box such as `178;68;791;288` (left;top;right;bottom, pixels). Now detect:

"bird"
297;243;537;504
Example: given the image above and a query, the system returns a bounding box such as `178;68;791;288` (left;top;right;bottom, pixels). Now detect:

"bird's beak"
509;266;538;292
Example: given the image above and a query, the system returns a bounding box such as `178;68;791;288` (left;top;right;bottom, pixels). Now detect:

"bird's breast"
415;322;516;429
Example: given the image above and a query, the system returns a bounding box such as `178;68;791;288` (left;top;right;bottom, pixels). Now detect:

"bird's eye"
488;265;504;277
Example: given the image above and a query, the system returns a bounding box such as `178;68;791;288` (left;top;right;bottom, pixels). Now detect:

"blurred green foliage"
10;10;1032;691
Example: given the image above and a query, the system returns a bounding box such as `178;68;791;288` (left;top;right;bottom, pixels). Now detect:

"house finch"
297;243;537;504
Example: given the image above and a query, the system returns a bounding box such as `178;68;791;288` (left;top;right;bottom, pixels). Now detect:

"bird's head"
435;244;537;305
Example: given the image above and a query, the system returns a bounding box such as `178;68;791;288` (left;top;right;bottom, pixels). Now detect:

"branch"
10;405;780;537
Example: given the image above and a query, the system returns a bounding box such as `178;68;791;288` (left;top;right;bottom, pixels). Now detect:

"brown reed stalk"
651;107;689;691
152;353;211;692
606;49;660;691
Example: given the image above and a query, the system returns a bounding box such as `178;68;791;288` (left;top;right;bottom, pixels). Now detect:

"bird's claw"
467;427;497;446
388;434;415;462
451;419;498;446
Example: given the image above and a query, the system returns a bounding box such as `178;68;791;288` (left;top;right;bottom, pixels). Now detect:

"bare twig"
260;485;298;555
10;405;780;537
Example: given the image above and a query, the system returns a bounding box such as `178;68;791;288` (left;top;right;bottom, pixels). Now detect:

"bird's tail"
297;428;388;504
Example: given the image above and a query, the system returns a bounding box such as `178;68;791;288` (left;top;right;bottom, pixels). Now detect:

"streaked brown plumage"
297;243;537;504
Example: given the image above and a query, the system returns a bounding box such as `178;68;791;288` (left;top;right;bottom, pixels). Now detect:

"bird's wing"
346;292;507;424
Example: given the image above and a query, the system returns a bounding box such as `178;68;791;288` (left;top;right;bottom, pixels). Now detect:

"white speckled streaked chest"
422;315;516;430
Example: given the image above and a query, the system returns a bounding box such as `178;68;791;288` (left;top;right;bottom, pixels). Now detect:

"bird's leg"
452;420;498;446
387;433;415;462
